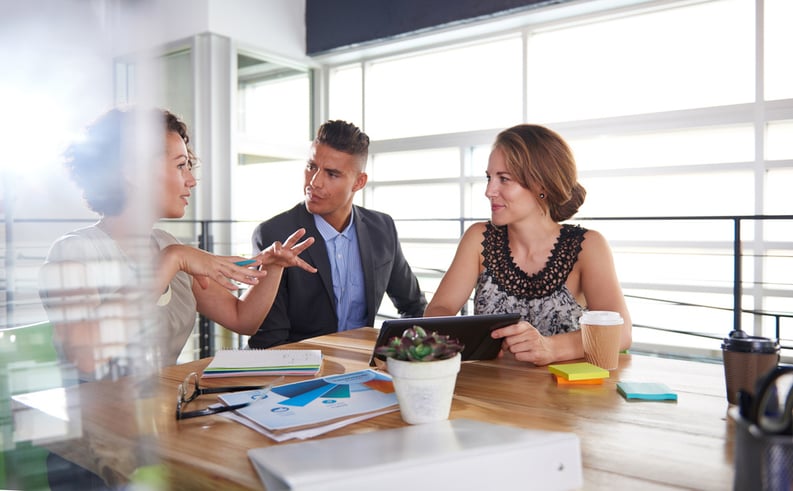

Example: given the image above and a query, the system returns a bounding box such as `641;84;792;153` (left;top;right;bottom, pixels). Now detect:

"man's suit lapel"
297;204;335;307
354;207;377;324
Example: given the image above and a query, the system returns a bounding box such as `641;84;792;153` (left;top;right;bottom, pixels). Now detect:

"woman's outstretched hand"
163;245;268;291
162;228;315;292
255;228;317;273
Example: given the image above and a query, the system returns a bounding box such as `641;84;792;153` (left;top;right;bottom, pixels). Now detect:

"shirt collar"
313;207;355;241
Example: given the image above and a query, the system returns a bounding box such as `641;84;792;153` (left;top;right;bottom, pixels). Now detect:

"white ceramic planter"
386;353;461;425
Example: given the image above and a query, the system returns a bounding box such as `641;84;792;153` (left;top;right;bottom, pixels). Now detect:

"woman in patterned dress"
424;124;631;366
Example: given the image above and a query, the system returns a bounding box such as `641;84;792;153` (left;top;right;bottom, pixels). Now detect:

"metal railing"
574;214;793;334
3;214;792;360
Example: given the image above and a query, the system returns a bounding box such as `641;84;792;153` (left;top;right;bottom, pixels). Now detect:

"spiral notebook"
202;349;323;378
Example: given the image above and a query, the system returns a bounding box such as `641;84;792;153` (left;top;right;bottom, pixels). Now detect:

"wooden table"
43;328;735;490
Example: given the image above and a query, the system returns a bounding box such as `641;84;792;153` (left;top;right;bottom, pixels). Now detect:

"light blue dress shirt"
313;210;367;331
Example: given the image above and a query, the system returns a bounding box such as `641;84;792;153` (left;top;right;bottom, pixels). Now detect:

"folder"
248;419;582;491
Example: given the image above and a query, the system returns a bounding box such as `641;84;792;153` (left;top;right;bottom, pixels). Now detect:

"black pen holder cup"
732;408;793;491
722;334;779;405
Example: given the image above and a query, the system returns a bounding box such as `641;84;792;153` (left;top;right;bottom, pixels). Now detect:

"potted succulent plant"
375;326;464;424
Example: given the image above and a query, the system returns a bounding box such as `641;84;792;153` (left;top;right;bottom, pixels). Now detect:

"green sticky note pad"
548;362;610;381
617;381;677;401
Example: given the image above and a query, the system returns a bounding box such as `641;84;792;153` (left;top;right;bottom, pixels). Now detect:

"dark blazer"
248;202;427;348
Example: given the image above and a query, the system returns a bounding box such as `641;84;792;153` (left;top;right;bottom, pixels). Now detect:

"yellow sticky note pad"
548;362;610;381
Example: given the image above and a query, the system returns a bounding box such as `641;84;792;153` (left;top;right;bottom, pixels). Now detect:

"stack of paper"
248;419;583;491
218;369;399;441
548;362;610;385
202;349;322;378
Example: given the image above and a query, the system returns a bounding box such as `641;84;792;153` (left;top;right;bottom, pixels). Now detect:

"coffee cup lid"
721;332;779;353
579;310;623;326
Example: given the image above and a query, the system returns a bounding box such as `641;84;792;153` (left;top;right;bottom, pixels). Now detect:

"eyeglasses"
175;372;282;420
739;365;793;435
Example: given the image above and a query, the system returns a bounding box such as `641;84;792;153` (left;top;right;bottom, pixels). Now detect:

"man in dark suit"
248;120;426;348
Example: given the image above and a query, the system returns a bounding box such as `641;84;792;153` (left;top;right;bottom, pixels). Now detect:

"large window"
323;0;793;359
767;121;793;160
237;54;311;145
525;0;755;122
765;0;793;100
333;36;523;140
233;52;312;255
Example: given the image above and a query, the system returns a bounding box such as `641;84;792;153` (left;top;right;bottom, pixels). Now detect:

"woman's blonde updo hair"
493;124;586;222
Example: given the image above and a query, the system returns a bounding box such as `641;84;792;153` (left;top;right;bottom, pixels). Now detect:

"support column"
192;33;236;357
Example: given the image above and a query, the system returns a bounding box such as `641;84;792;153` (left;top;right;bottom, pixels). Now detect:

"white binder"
248;418;582;490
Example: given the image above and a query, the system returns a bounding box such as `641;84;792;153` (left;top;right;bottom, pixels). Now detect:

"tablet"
369;313;521;367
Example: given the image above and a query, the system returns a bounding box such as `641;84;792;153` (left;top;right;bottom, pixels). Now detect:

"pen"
234;259;257;266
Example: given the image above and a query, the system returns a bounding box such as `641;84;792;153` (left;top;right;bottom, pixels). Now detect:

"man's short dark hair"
315;120;369;159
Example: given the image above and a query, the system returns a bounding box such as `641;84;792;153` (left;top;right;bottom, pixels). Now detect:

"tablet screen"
369;313;521;367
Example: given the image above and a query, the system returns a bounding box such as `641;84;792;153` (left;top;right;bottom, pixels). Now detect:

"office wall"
208;0;307;62
114;0;307;62
112;0;211;56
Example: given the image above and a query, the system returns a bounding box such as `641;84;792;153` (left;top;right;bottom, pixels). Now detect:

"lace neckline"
482;223;586;300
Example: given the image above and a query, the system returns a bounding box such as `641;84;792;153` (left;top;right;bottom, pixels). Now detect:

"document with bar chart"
218;369;398;434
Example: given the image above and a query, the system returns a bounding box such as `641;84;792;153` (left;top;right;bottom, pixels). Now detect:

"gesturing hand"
256;228;317;273
163;245;269;291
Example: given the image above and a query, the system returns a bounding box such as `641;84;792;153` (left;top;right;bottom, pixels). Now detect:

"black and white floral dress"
474;222;586;335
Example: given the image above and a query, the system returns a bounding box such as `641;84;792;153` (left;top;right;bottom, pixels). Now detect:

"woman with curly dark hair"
39;107;316;383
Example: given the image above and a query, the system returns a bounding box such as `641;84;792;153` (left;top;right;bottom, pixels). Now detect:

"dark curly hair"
494;124;586;222
64;107;194;216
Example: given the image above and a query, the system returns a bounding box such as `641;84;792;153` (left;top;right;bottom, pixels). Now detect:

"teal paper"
617;381;677;401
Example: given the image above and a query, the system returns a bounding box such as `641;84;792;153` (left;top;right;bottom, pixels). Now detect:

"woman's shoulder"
467;221;490;233
462;221;491;241
574;226;611;256
45;225;109;262
578;226;605;243
151;228;180;248
560;223;603;241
